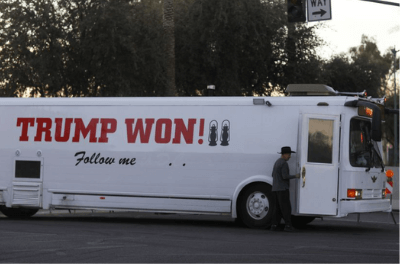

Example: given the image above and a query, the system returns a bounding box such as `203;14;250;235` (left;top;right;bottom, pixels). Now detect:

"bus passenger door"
297;114;340;215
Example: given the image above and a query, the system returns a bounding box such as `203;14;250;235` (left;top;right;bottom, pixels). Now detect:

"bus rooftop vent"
286;84;337;96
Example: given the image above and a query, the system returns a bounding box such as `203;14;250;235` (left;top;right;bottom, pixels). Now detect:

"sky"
310;0;400;60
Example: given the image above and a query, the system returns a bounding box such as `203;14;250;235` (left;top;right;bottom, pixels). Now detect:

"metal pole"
392;48;398;166
388;48;399;225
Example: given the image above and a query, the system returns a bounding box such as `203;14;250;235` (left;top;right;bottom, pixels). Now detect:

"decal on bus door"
16;117;231;147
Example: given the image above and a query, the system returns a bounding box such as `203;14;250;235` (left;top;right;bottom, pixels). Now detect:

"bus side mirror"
357;101;381;142
371;111;381;142
385;108;399;115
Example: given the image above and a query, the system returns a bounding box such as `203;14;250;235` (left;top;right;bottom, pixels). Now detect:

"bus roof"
0;96;366;107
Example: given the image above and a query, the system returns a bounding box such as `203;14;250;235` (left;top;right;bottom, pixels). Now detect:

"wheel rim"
246;191;269;220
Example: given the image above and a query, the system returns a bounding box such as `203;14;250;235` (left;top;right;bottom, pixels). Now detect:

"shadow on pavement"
1;210;397;234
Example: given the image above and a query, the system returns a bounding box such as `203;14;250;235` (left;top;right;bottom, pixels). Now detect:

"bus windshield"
349;118;383;169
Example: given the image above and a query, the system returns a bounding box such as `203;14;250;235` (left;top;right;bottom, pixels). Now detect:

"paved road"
0;210;398;263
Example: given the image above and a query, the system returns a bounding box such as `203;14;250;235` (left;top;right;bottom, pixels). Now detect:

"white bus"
0;84;396;228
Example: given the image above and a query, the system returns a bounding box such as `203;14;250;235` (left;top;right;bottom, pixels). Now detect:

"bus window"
307;119;333;164
349;118;382;168
15;160;41;179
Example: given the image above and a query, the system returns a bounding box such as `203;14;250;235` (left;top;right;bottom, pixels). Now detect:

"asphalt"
33;209;400;225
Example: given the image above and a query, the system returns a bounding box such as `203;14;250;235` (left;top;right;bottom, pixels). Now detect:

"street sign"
307;0;331;22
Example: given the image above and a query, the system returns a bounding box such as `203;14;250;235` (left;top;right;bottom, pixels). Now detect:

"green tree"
0;0;167;97
276;22;325;89
383;94;399;149
323;35;392;97
69;0;166;96
1;0;325;97
175;0;324;96
0;0;68;96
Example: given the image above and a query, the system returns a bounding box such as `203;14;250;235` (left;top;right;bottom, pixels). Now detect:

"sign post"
307;0;332;22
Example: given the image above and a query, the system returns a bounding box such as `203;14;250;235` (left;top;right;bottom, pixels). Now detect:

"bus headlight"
347;189;362;200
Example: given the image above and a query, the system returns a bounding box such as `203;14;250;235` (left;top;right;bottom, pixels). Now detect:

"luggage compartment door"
12;159;43;208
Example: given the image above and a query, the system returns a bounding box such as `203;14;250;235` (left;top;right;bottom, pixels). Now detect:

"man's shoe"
284;225;295;232
270;225;278;231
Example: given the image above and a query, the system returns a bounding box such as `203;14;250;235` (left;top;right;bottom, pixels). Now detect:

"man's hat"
278;146;296;154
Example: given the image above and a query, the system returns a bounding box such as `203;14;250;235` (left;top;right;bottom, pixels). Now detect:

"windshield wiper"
365;139;385;172
365;128;372;172
362;124;384;172
372;141;385;172
366;141;372;172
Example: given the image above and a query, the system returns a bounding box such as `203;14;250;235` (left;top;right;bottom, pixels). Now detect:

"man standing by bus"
270;146;300;232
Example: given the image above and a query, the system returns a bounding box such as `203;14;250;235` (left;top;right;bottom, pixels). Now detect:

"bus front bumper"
340;199;391;215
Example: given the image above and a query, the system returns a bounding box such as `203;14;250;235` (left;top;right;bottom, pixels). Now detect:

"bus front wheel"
237;183;272;229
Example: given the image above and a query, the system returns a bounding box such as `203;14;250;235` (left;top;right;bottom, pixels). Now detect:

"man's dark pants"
271;190;292;226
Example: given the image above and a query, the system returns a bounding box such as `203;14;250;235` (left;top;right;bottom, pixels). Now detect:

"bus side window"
15;160;41;179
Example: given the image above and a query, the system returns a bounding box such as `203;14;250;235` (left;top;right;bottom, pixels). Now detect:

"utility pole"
391;47;399;165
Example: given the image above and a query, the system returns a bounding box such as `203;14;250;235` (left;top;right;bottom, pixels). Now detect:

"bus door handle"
302;166;306;188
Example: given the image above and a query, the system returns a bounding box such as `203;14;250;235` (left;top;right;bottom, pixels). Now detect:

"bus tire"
291;215;315;228
0;206;38;219
237;183;272;229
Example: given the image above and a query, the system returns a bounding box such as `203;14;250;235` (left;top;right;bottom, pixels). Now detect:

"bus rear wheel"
237;183;272;229
0;206;38;219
